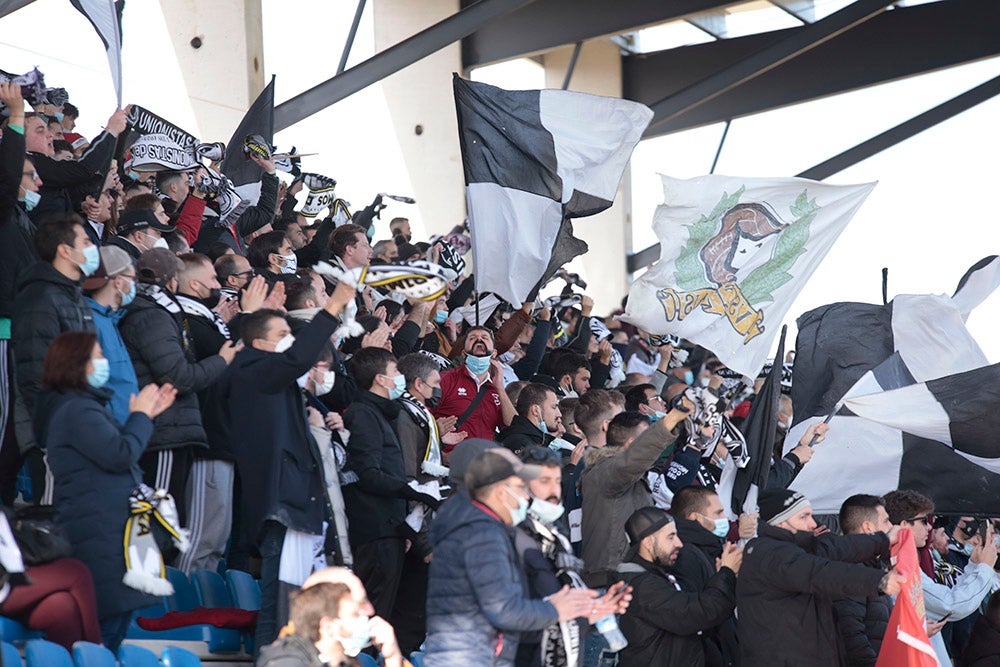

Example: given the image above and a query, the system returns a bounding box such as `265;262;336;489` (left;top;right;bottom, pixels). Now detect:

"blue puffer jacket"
425;492;558;667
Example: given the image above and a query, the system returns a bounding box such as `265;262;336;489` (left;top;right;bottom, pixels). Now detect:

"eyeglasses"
904;515;932;526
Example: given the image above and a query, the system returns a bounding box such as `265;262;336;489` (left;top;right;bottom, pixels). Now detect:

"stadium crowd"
1;79;1000;667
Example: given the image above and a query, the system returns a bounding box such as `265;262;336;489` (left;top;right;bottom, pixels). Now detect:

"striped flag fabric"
453;75;651;307
222;76;275;205
786;256;1000;514
70;0;124;106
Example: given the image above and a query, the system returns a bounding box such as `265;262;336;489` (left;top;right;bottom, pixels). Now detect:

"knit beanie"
759;489;810;526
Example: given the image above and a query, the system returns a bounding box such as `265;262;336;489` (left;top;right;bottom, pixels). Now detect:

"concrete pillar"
157;0;265;142
373;0;467;237
543;40;632;316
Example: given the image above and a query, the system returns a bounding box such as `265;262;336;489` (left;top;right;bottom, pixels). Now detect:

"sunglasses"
521;447;561;466
904;515;932;526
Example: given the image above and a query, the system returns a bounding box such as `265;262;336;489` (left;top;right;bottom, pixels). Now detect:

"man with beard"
616;507;742;666
432;326;516;442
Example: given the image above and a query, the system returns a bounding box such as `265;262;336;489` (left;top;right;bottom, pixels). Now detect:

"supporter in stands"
106;206;176;260
225;278;356;650
248;230;298;285
119;248;239;530
432;326;515;442
13;214;97;502
83;245;139;425
497;382;560;456
35;331;176;652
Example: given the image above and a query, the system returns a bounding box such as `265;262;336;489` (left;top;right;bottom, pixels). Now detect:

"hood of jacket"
502;414;548;442
16;261;82;293
32;387;112;446
428;491;507;548
356;389;401;420
675;517;725;559
584;444;623;467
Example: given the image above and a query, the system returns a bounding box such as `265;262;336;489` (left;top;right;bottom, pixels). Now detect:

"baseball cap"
82;245;134;291
117;208;175;236
624;506;673;560
464;448;543;493
136;247;182;286
448;438;499;490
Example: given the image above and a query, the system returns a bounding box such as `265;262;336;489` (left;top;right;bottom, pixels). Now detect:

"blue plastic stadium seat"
71;641;115;667
356;654;378;667
191;569;234;608
0;616;44;643
24;639;72;667
165;567;200;612
2;641;22;667
117;644;160;667
224;569;261;611
161;645;202;667
409;651;425;667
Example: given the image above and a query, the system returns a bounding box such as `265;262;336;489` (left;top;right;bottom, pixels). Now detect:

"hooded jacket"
616;554;737;667
737;525;890;667
497;414;553;456
672;518;739;667
118;288;227;452
425;492;558;667
87;297;139;425
580;419;678;587
33;386;157;619
12;262;95;411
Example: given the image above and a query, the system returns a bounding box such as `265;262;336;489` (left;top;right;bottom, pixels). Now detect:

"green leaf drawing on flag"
675;187;745;291
740;190;820;305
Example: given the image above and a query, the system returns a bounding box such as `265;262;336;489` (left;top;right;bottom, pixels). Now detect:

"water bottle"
595;613;628;652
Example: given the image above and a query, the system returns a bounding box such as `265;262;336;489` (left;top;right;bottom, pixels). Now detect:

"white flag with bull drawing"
622;174;876;378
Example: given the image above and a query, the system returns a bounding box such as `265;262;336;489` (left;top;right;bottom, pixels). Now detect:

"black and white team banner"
222;76;275;206
453;74;651;307
786;255;1000;514
70;0;124;106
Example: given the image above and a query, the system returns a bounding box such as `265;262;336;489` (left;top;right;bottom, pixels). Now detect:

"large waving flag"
622;175;875;378
222;76;275;205
786;256;1000;515
70;0;124;106
453;75;651;308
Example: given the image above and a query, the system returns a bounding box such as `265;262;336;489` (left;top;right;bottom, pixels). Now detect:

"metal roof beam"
274;0;539;132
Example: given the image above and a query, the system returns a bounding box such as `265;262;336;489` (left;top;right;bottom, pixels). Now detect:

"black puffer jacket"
737;525;890;667
118;288;227;451
832;561;893;667
0;126;39;319
342;391;409;547
963;615;1000;667
616;554;737;667
12;262;95;411
497;414;553;456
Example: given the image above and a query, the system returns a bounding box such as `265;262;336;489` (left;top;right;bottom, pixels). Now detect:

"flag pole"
807;403;841;447
881;267;889;305
474;290;480;326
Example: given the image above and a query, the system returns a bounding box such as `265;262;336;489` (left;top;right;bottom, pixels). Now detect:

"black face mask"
425;386;442;409
201;287;222;310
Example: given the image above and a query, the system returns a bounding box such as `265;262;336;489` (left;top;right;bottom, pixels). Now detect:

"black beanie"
759;489;810;526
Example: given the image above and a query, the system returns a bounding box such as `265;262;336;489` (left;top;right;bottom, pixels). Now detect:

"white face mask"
528;497;565;524
314;370;335;396
152;236;169;250
273;333;295;353
278;252;298;274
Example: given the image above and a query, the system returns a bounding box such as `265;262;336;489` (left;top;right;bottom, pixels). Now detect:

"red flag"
876;529;939;667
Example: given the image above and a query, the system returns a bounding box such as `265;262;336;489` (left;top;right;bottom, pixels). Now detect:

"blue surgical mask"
19;189;40;212
684;370;695;386
338;615;371;657
54;111;65;122
529;497;564;524
538;419;549;434
650;410;667;422
465;353;491;376
78;244;100;277
504;486;529;525
962;542;975;557
389;374;406;400
119;279;136;307
87;357;110;388
706;515;730;539
434;310;448;324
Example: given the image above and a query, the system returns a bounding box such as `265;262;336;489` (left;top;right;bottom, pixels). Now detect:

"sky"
3;0;999;361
